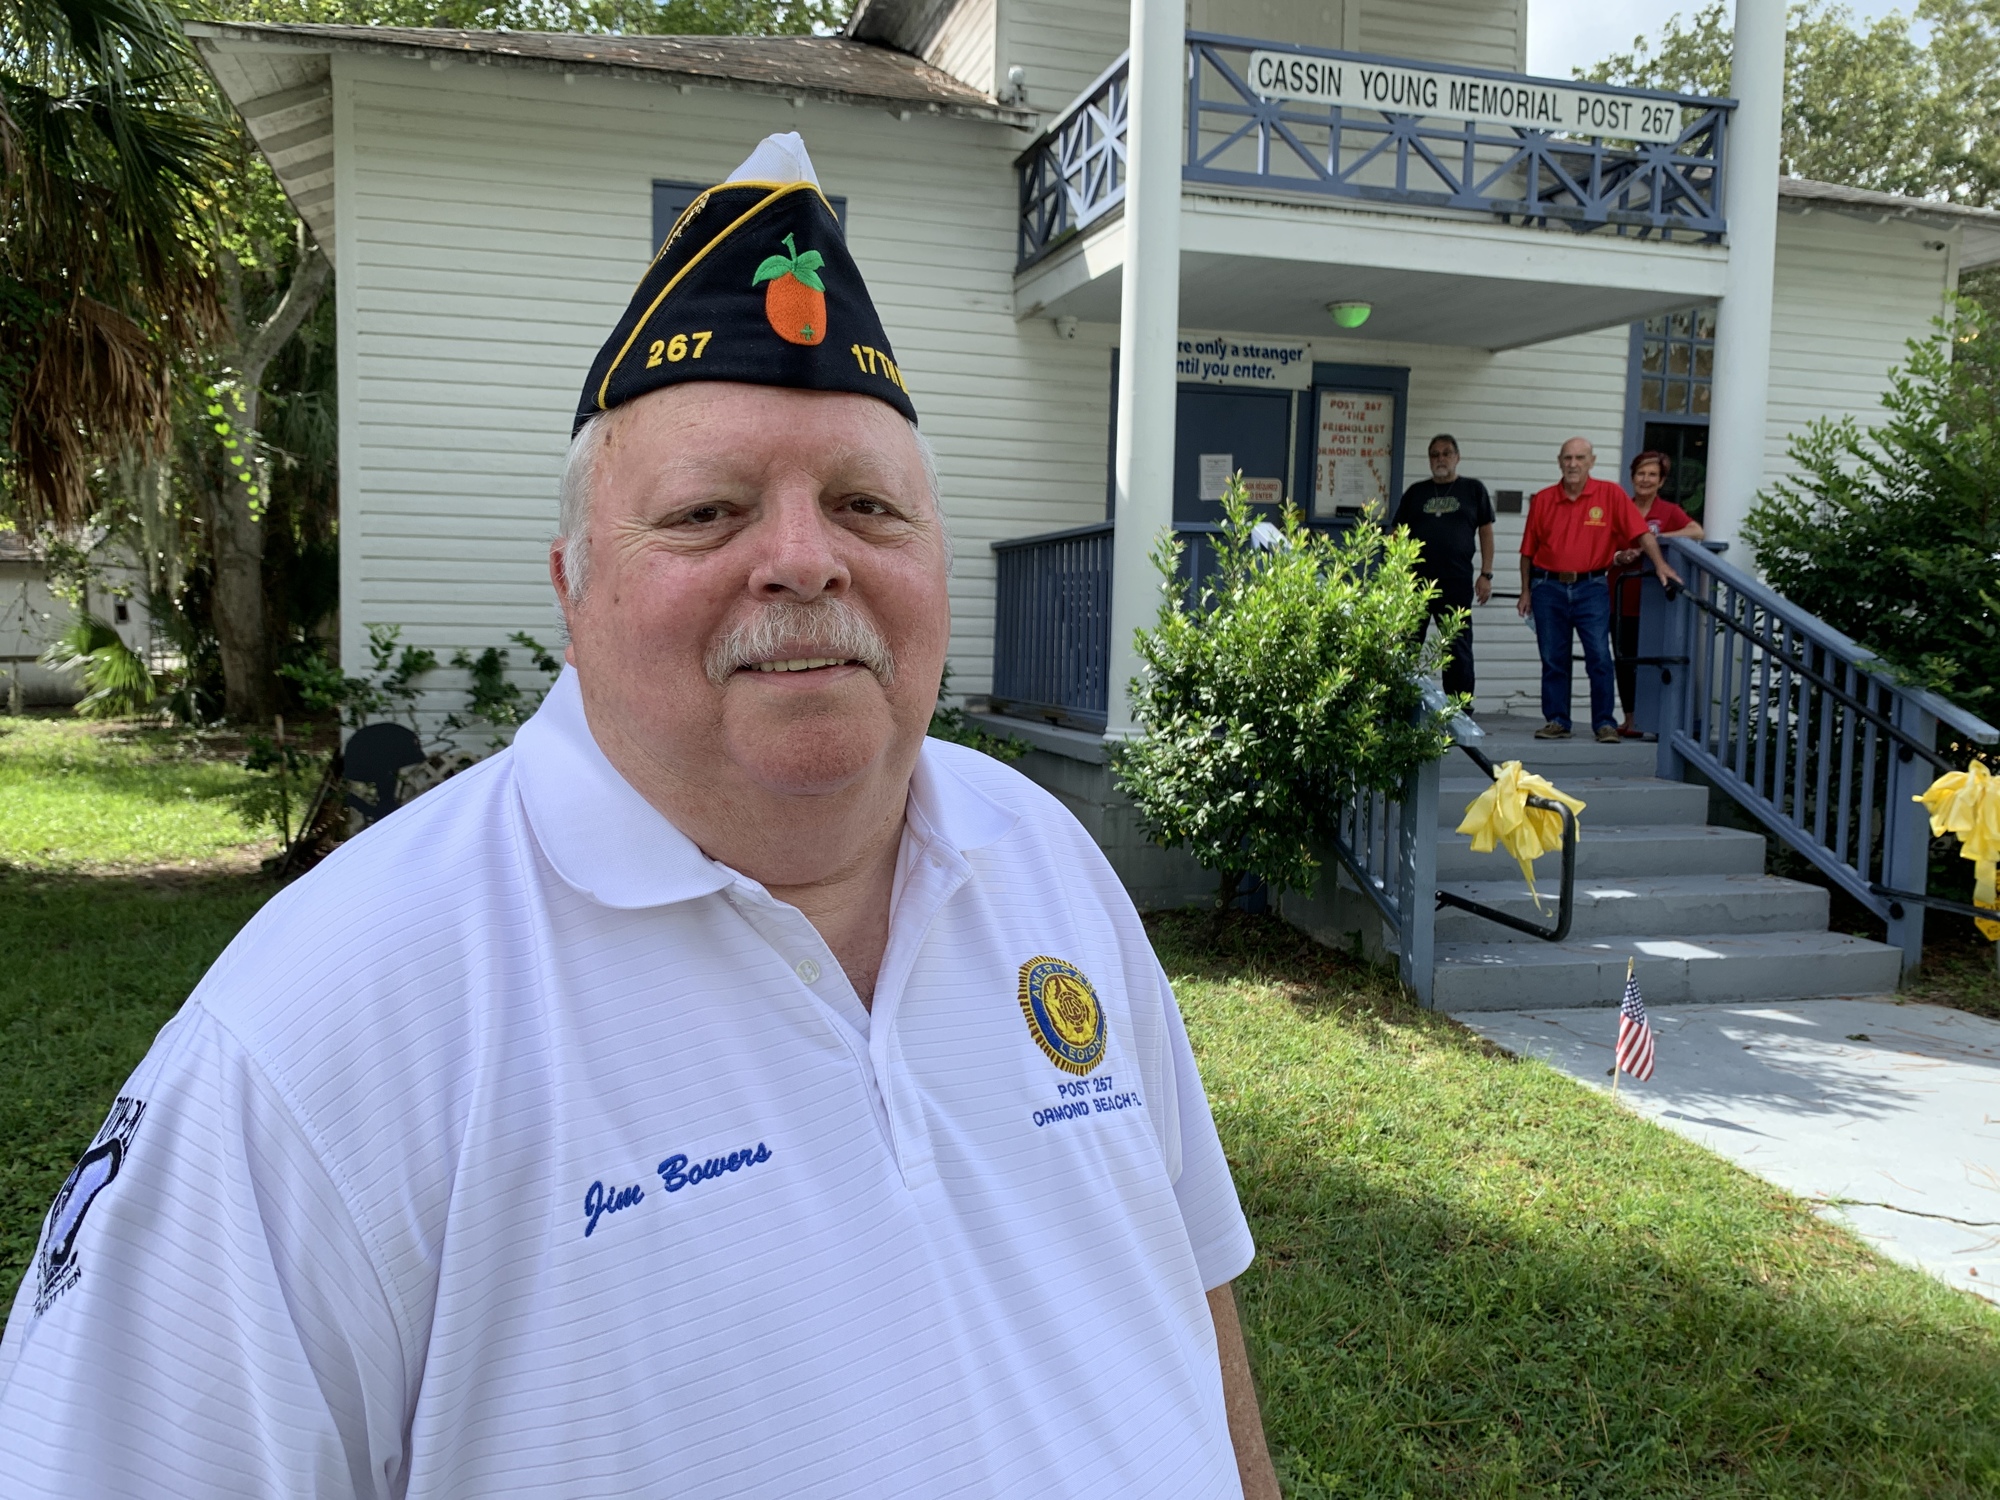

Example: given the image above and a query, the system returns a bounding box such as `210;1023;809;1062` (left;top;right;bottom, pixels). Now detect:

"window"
652;180;848;255
1624;308;1714;516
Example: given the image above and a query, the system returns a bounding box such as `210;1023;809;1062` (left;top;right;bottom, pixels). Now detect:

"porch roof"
1780;177;2000;270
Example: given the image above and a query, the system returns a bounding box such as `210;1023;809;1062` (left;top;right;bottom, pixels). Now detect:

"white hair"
556;408;948;605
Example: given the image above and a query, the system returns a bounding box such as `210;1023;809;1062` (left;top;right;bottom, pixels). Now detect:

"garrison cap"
574;132;917;434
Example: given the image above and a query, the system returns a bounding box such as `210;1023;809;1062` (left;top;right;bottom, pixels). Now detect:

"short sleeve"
1613;489;1650;542
1151;965;1255;1290
1518;491;1543;554
0;1004;411;1500
1471;481;1495;527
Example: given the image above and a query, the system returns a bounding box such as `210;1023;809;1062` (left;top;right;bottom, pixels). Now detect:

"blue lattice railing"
1017;34;1734;269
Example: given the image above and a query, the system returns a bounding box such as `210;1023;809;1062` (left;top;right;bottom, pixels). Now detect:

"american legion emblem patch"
1018;956;1107;1076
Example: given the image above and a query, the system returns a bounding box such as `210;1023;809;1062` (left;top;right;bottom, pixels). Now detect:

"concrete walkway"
1453;998;2000;1305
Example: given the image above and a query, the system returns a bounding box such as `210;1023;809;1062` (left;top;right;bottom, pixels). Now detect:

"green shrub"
1114;480;1456;907
1745;297;2000;709
447;633;562;748
927;664;1027;762
39;614;155;718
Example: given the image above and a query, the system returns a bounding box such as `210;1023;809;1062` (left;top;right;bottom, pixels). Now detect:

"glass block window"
1624;306;1716;518
1633;307;1715;419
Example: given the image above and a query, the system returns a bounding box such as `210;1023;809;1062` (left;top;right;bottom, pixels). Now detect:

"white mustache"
704;599;897;687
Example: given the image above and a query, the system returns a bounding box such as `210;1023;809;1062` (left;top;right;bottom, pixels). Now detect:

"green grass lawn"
0;717;268;870
1159;914;2000;1497
4;718;1997;1494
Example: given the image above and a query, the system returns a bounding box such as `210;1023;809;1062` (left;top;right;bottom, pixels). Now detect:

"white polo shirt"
0;669;1255;1499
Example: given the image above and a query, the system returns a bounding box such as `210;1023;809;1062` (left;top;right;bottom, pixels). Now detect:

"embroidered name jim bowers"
658;1142;772;1193
582;1142;774;1238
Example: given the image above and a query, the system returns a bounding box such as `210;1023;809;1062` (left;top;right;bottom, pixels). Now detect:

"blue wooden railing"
1017;33;1733;269
1650;538;1998;973
989;522;1230;729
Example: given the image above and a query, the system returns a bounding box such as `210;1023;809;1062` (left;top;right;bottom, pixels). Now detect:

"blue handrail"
1652;537;1998;972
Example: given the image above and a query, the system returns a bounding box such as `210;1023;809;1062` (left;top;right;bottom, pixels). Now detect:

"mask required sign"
1246;52;1687;145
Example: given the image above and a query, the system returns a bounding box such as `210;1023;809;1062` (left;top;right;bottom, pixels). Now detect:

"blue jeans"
1529;574;1616;731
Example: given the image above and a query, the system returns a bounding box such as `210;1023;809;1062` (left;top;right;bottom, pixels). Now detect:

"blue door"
1172;385;1293;524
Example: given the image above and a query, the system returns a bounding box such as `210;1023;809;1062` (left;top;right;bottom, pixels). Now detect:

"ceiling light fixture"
1326;301;1372;329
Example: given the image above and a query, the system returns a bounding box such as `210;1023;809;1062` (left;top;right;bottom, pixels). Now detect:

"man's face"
557;383;950;805
1558;440;1594;489
1428;443;1458;483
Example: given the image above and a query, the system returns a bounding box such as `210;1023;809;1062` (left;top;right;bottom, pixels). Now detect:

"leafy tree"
1114;480;1456;909
1743;297;2000;708
1586;0;2000;207
1;0;227;530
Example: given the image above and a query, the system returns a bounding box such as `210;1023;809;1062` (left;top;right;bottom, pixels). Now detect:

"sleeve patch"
34;1095;147;1316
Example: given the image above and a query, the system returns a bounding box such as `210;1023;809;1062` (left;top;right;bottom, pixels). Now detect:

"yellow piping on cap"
599;182;835;411
630;180;839;293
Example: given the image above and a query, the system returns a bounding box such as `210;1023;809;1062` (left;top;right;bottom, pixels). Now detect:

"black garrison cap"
574;134;917;434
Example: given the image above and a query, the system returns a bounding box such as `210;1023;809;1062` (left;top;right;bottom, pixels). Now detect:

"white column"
1702;0;1785;552
1104;0;1185;738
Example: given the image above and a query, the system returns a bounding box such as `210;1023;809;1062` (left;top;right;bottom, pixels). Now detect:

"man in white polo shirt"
0;134;1278;1497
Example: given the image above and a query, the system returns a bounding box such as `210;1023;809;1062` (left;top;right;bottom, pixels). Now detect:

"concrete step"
1434;823;1766;880
1462;719;1659;775
1435;930;1904;1011
1438;776;1708;828
1434;873;1829;943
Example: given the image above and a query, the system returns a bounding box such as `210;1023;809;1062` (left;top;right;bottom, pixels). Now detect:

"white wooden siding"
1003;0;1131;119
1003;0;1529;124
334;54;1107;716
925;0;997;96
1764;209;1951;486
1357;0;1527;72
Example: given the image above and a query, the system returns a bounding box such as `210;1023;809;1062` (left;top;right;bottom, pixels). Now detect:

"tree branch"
237;237;332;392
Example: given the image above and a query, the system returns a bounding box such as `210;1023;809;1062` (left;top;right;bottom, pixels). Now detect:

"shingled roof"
185;21;1035;259
185;21;1022;117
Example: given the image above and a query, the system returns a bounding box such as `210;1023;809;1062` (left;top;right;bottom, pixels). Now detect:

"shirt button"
795;958;821;984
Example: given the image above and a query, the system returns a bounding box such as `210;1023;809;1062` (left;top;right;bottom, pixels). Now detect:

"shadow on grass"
1159;912;2000;1497
1147;908;1517;1065
0;867;274;1303
1237;1153;2000;1497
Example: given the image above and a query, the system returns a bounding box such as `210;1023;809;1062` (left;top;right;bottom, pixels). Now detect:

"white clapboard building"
187;0;2000;734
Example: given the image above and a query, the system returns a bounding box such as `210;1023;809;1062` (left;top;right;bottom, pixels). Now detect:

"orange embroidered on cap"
752;234;827;346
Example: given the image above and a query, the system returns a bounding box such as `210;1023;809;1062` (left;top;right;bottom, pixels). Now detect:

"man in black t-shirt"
1392;433;1496;702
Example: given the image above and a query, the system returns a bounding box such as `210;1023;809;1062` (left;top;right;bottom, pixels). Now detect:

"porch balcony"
1015;34;1737;349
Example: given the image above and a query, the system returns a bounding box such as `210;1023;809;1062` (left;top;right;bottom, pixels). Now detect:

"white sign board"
1198;453;1234;502
1314;390;1396;518
1177;332;1312;389
1247;52;1686;144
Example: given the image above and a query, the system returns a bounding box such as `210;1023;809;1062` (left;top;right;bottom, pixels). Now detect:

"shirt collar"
512;667;733;909
906;740;1018;857
513;667;1017;908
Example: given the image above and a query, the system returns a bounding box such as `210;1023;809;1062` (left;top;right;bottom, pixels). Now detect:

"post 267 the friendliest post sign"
1246;52;1686;144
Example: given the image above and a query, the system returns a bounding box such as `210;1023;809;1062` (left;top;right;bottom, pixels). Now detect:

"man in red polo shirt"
1515;437;1682;741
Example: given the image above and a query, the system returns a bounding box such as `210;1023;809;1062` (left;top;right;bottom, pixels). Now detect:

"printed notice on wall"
1314;391;1395;518
1198;453;1234;502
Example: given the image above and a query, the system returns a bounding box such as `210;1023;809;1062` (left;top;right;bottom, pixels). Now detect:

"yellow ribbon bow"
1457;761;1587;909
1915;761;2000;940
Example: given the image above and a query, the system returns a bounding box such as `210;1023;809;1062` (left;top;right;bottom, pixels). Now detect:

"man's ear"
549;541;576;623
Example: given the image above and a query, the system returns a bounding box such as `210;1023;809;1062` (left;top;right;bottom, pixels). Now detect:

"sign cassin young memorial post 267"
1247;51;1686;145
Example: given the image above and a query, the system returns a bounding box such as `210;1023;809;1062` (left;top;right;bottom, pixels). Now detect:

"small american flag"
1615;963;1656;1082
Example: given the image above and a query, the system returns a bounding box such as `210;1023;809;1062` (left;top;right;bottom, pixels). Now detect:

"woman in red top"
1612;450;1705;737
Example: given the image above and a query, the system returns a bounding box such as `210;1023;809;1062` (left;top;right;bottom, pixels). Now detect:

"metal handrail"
1668;538;1996;744
1432;741;1577;943
1654;537;1998;973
